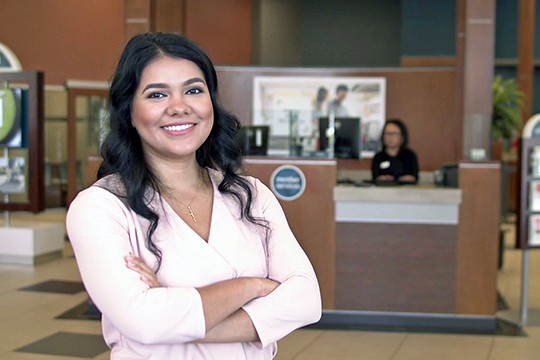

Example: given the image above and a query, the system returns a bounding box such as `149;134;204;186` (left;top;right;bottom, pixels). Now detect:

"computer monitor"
236;125;269;156
318;117;361;159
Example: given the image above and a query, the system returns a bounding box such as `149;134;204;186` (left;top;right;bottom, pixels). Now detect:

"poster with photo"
252;76;386;157
530;180;540;211
0;156;26;194
529;214;540;247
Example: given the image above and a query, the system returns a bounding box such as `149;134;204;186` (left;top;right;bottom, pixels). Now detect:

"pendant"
186;205;197;223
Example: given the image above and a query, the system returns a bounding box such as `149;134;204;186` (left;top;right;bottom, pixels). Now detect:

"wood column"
124;0;185;42
124;0;151;42
150;0;185;34
455;162;500;315
456;0;496;161
517;0;536;121
242;158;337;309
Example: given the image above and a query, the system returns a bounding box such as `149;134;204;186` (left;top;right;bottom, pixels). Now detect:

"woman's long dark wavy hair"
98;32;266;271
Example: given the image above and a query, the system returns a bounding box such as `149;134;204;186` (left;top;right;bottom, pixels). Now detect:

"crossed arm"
125;254;280;343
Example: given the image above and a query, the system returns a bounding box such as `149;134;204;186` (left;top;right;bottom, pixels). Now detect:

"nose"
166;94;189;116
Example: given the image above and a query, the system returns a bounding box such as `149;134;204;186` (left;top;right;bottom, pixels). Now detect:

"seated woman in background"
371;118;419;184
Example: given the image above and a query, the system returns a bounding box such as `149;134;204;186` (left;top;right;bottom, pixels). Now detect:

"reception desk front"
334;185;462;313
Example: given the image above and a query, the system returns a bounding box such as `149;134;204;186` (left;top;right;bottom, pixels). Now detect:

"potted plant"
492;75;524;156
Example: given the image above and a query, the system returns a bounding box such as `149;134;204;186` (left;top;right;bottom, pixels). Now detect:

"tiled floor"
1;211;540;359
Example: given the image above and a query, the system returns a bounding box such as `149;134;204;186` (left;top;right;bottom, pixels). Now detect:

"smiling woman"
65;32;321;360
131;57;214;165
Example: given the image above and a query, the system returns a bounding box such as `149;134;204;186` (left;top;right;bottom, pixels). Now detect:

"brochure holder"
516;113;540;326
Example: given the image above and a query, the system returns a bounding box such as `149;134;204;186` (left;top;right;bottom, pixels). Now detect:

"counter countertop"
334;184;462;204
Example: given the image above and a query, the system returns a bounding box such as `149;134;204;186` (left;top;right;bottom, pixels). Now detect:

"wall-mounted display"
252;76;386;158
0;71;45;212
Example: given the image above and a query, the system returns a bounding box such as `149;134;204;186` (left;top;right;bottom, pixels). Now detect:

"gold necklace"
176;180;203;223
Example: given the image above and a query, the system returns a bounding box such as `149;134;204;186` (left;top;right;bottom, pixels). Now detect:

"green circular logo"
0;89;18;144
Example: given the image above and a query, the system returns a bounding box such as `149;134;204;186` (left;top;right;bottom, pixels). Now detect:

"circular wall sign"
270;165;306;201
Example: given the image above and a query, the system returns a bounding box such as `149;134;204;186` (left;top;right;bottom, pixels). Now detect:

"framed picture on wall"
252;76;386;158
529;214;540;247
0;156;26;194
530;180;540;212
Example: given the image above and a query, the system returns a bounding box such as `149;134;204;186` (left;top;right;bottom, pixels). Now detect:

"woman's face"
131;56;214;164
383;123;403;149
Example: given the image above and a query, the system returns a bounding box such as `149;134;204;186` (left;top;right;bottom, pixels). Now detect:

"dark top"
371;148;419;183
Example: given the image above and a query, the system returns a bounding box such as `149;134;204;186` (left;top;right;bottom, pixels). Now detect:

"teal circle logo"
270;165;306;201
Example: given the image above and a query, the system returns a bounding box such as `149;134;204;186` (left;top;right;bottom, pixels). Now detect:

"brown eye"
147;92;166;99
185;88;203;95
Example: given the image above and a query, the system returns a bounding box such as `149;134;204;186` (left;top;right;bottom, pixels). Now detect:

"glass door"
67;86;108;204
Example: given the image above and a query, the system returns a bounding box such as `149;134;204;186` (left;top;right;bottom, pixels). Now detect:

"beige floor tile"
93;351;112;359
0;292;69;321
275;329;325;359
293;354;363;360
489;327;540;360
288;330;406;359
392;333;493;360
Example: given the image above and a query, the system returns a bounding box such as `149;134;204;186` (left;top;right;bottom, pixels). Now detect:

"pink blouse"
66;169;321;359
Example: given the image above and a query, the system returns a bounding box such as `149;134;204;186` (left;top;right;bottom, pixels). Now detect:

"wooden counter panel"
335;222;457;313
455;163;500;315
243;158;337;309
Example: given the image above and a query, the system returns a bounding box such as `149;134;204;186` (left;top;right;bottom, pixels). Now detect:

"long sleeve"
66;186;206;345
407;149;419;180
371;152;383;180
242;179;322;348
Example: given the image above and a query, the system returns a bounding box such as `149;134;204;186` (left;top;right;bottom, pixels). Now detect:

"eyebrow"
141;77;206;93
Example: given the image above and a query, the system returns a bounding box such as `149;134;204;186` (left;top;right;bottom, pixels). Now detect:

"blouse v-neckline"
162;170;217;243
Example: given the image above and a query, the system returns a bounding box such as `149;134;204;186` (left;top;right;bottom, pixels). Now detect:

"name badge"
380;161;390;169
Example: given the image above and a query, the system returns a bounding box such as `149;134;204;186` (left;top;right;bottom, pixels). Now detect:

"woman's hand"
124;254;161;288
398;175;416;182
256;277;280;298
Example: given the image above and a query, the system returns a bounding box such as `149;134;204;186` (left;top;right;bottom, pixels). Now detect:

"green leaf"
492;75;524;141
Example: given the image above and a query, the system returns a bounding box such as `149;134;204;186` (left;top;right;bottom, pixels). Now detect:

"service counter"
242;159;502;331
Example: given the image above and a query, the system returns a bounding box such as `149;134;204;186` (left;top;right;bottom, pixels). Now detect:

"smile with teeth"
162;123;194;131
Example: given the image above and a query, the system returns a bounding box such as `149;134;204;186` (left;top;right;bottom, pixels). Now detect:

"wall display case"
517;114;540;249
517;138;540;249
0;71;45;212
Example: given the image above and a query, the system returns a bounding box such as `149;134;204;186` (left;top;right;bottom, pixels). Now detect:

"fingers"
140;274;160;288
124;254;161;288
257;277;281;298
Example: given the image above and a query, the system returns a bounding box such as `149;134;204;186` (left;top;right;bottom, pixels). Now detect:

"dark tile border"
56;300;101;321
15;331;108;358
19;280;85;294
307;310;525;336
